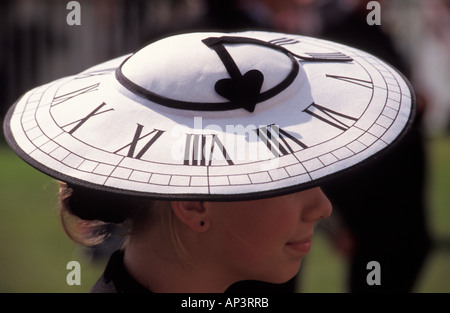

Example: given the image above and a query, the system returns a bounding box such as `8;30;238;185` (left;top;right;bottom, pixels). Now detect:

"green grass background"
0;135;449;293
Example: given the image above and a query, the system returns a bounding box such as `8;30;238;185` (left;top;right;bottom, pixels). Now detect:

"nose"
301;187;332;223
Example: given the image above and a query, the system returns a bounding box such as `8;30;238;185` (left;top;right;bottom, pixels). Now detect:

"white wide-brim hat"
4;31;416;201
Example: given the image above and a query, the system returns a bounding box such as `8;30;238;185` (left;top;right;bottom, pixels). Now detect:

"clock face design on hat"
4;31;415;200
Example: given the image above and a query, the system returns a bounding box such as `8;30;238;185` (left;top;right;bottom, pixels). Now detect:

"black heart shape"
215;69;264;112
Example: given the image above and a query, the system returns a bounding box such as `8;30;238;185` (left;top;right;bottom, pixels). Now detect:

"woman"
59;182;331;292
4;31;416;293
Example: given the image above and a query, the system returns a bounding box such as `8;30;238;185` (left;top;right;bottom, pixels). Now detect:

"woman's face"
204;187;332;284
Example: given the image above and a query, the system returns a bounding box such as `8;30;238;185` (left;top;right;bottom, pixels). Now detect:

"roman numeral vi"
303;102;358;131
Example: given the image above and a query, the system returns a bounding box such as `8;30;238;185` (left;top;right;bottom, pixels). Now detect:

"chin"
262;259;303;285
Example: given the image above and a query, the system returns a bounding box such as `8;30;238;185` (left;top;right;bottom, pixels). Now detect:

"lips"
285;236;312;254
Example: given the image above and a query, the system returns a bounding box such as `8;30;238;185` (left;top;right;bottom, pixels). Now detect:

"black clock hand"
203;36;353;63
203;38;264;113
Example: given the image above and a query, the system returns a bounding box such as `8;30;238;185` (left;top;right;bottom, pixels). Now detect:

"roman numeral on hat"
61;102;114;134
114;124;165;159
254;124;307;158
183;133;234;166
303;102;358;131
52;83;100;106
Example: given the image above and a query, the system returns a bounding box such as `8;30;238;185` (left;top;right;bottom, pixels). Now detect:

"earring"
200;221;205;226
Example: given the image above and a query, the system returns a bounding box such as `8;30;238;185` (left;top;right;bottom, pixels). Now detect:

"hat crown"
117;32;307;113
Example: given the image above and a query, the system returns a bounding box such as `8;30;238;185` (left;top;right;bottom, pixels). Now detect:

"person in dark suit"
318;0;431;292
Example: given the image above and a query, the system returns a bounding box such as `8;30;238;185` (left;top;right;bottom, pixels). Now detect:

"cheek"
221;207;300;257
219;209;303;283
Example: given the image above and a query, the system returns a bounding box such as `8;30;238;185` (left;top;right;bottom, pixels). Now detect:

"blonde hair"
58;182;190;263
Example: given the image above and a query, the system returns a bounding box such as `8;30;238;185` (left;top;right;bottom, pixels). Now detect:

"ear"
171;201;209;232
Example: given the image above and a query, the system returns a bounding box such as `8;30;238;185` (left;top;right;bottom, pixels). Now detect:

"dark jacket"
90;250;150;293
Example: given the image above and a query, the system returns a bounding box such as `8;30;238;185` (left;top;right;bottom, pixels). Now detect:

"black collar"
90;250;151;293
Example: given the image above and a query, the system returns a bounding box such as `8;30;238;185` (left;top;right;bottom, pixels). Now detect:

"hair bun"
60;183;139;224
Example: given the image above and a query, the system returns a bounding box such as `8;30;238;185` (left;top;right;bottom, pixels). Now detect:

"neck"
122;225;234;293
